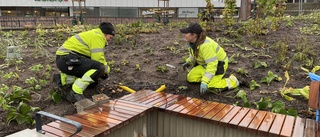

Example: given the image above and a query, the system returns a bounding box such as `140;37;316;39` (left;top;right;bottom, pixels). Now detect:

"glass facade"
0;7;68;17
99;7;138;17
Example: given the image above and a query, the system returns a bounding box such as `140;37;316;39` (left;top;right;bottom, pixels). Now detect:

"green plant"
237;68;248;77
223;0;237;27
253;61;268;69
122;59;128;65
271;100;297;116
49;89;62;103
156;65;169;73
260;71;282;86
234;90;250;107
6;102;40;125
271;41;288;64
135;64;141;71
249;80;260;90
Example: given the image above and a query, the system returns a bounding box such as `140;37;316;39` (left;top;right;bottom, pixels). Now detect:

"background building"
0;0;242;18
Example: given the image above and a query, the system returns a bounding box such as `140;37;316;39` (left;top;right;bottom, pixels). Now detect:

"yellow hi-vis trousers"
60;69;96;94
186;65;238;89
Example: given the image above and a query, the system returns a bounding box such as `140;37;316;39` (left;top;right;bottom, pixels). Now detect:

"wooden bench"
120;90;318;137
9;89;318;137
308;81;320;137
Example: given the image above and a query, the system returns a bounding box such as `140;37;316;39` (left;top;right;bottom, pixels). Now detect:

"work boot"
53;73;62;87
66;90;85;103
52;73;71;96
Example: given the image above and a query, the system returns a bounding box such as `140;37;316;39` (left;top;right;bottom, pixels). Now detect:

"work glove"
100;74;108;80
200;83;208;94
182;62;191;71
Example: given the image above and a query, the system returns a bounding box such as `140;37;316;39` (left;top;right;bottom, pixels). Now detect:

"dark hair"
194;31;207;58
99;22;116;36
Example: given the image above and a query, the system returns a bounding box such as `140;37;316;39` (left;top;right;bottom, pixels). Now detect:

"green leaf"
243;101;250;107
249;80;260;90
19;102;31;115
255;97;271;110
235;90;247;102
15;113;27;125
51;92;62;103
6;110;18;125
271;105;283;113
287;108;298;117
178;86;188;90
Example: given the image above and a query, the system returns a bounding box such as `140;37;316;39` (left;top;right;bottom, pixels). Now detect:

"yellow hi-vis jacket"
186;36;227;84
56;28;110;74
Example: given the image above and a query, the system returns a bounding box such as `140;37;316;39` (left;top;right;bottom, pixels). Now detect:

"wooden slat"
292;117;306;137
99;104;140;117
65;115;110;131
147;93;175;106
179;99;205;116
81;109;128;122
211;104;234;124
194;101;219;118
308;81;320;109
159;95;185;109
56;120;101;136
280;115;295;137
219;106;242;127
42;124;80;137
139;92;165;104
228;107;250;128
76;113;121;126
186;101;212;116
109;99;152;111
304;118;316;137
90;104;135;119
247;110;267;134
268;114;286;136
165;97;191;112
258;112;276;136
133;91;159;103
103;102;144;114
203;103;226;120
47;122;94;137
157;94;180;108
120;90;154;101
172;98;202;114
238;109;258;131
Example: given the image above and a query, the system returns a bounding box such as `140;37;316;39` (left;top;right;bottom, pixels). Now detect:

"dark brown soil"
0;18;319;136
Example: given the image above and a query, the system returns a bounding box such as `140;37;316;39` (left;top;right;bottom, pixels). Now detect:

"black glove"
182;62;190;71
100;74;108;80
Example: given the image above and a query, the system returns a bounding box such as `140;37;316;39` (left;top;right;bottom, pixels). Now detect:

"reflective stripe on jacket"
56;28;107;65
56;28;110;74
186;36;227;84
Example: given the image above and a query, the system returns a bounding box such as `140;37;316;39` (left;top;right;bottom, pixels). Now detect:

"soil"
0;18;319;136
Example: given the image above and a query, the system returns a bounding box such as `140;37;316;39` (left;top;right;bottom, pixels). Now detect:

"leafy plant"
49;89;62;103
280;71;309;101
235;90;250;107
253;61;268;69
135;64;141;71
237;68;248;77
249;80;260;90
260;71;281;86
6;102;40;125
156;65;169;73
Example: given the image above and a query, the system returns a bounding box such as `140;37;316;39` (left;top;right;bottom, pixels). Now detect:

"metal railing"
0;16;198;29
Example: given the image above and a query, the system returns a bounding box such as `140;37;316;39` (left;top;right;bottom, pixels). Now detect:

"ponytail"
194;31;207;58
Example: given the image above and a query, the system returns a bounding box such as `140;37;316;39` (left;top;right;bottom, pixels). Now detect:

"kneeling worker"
54;22;115;102
180;22;239;94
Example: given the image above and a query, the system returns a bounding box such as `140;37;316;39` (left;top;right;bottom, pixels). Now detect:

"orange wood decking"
36;90;317;137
